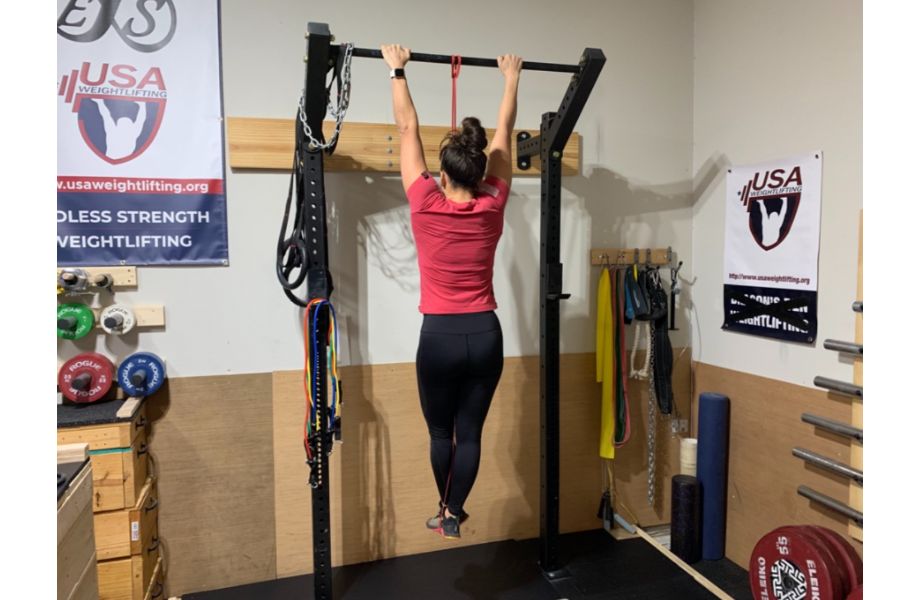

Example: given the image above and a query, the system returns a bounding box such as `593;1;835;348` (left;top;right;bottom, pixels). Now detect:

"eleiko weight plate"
749;526;841;600
117;352;166;397
100;304;136;335
778;526;847;599
809;526;863;592
57;303;95;340
58;352;115;403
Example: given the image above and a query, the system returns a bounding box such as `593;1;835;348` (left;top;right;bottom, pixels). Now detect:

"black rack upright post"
303;21;334;600
520;48;606;578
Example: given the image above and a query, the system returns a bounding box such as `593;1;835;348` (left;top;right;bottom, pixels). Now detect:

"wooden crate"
94;477;158;560
97;538;160;600
89;429;150;513
58;405;147;451
58;459;98;600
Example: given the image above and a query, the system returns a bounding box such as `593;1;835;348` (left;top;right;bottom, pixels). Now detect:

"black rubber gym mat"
185;529;750;600
57;397;140;428
57;460;88;500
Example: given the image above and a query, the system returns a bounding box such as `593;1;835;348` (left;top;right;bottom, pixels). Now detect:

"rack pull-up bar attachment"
349;47;581;73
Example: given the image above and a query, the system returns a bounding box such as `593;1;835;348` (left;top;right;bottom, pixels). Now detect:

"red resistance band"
450;55;462;131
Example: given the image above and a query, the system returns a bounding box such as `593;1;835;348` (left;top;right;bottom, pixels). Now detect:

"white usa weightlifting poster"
57;0;228;265
723;152;823;343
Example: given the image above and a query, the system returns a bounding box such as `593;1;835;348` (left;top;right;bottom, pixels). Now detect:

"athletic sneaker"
440;514;461;539
425;506;468;530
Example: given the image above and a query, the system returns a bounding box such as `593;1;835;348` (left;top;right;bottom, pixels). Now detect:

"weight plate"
58;352;115;403
57;303;95;340
809;526;863;592
749;526;841;600
778;526;846;600
58;268;88;292
100;304;136;335
117;352;166;397
846;584;862;600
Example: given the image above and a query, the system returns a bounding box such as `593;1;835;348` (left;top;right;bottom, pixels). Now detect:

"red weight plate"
750;526;840;600
58;352;115;403
778;526;846;600
802;526;853;596
813;526;863;588
846;584;862;600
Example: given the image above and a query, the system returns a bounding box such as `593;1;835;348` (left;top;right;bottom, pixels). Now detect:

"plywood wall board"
145;374;277;596
227;117;580;175
692;362;862;566
273;350;690;577
849;212;863;541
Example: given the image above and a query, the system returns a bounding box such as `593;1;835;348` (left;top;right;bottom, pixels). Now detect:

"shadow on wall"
322;173;407;563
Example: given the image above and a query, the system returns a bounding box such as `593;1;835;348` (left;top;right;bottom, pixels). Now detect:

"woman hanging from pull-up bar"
381;44;522;540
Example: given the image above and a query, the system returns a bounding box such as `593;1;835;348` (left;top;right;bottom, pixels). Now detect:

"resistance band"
302;298;341;470
450;55;461;130
613;268;631;447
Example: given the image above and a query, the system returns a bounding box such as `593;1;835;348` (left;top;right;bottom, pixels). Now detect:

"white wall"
59;0;695;377
690;0;862;387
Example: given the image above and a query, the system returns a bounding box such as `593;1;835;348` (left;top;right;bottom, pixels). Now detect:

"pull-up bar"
349;47;581;74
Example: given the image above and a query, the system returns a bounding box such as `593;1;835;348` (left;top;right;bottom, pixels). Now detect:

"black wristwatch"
389;68;405;79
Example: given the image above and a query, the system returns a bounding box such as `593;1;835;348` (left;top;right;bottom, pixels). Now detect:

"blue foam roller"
698;392;729;560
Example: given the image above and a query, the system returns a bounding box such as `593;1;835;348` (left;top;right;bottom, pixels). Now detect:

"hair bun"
459;117;488;152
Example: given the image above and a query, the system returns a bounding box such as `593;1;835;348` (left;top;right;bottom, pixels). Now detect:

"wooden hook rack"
590;247;674;266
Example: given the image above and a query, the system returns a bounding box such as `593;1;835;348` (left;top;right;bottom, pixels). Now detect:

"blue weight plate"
117;352;166;397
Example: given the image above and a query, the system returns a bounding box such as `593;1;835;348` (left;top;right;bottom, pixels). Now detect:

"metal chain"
647;319;657;506
298;42;354;150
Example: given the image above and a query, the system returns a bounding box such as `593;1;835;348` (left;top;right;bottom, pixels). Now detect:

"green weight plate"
57;303;95;340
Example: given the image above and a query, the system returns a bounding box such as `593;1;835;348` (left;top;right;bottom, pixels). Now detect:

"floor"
184;529;751;600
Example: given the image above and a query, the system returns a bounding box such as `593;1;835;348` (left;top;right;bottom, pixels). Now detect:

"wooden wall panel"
849;213;863;541
226;117;580;175
273;350;690;576
692;362;862;568
146;350;690;592
146;374;277;596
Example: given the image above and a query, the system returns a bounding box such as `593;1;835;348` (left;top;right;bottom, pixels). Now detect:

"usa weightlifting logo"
59;62;167;164
736;166;803;251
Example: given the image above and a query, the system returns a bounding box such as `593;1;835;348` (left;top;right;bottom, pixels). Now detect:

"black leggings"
416;311;503;516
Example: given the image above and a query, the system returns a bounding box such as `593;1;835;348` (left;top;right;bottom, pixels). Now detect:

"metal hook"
645;248;652;268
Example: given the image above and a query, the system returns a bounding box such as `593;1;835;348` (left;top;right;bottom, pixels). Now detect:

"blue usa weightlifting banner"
57;0;228;265
723;152;823;343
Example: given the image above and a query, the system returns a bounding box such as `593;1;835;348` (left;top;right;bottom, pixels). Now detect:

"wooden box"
89;429;150;513
97;538;160;600
58;447;99;600
57;402;146;451
94;477;158;560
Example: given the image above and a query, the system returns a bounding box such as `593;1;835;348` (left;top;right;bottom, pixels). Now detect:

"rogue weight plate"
58;352;115;403
780;526;846;599
57;303;95;340
117;352;166;397
100;304;136;335
808;525;863;593
750;526;842;600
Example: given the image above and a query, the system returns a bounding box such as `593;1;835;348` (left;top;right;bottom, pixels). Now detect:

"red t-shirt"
407;173;510;314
